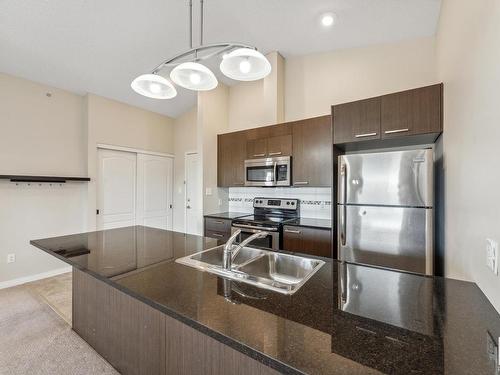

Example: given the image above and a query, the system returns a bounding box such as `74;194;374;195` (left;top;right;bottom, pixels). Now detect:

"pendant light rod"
189;0;193;49
151;42;256;74
200;0;204;46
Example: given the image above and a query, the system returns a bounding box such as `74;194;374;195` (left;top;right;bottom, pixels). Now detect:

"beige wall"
172;107;197;232
85;93;175;230
284;37;438;121
0;74;87;284
227;52;284;132
436;0;500;311
197;85;230;214
0;73;176;286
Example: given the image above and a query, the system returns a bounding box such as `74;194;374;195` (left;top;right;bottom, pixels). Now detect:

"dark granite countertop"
285;217;332;230
204;211;252;220
31;226;500;375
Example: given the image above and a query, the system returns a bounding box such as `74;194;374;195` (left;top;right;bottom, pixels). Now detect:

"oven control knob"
286;201;290;205
291;202;295;205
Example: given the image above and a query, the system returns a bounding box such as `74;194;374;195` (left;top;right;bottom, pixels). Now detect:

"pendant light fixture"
220;48;271;81
131;0;271;99
130;74;177;99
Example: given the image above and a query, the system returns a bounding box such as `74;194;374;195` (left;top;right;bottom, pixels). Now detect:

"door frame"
184;151;200;235
97;143;174;158
97;144;175;229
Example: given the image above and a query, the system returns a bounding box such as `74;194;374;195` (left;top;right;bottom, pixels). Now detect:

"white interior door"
136;154;173;230
185;153;203;235
97;149;137;230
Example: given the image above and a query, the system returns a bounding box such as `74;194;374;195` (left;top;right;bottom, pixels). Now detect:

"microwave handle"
273;162;277;184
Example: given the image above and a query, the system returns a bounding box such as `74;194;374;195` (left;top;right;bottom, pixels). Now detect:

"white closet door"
136;154;173;230
97;149;137;230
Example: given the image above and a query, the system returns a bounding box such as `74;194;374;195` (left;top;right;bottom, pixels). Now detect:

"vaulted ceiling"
0;0;442;117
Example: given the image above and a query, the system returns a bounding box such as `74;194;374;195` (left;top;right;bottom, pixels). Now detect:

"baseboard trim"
0;266;72;290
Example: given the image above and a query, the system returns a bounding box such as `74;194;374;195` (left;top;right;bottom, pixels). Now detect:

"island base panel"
72;269;281;375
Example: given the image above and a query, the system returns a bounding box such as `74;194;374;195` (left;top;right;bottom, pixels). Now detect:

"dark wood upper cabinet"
333;83;443;147
333;97;381;144
217;132;247;187
381;83;442;138
246;138;268;159
267;134;292;157
292;115;332;187
246;134;292;159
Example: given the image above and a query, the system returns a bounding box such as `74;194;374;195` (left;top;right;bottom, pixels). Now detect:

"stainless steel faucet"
223;229;268;270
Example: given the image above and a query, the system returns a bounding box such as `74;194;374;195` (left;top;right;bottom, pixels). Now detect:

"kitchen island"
31;226;500;375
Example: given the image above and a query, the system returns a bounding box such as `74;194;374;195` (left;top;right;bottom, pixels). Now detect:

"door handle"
294;181;309;186
253;153;265;157
284;229;301;234
340;204;347;246
211;233;224;238
384;128;409;134
354;132;377;138
268;152;282;156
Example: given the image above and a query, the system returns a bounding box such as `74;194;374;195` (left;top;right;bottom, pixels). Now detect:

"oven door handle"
232;223;278;232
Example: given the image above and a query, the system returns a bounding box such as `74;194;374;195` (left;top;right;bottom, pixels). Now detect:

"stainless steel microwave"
244;156;291;187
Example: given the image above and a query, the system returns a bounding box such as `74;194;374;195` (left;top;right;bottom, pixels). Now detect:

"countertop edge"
29;239;306;375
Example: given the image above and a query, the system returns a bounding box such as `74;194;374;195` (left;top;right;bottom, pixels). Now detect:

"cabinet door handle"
268;152;282;156
253;153;266;157
211;233;224;238
354;132;377;138
284;229;301;234
213;220;224;224
233;182;244;186
294;181;309;186
384;128;409;134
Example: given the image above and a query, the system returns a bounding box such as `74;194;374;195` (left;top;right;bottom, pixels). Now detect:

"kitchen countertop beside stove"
31;226;500;375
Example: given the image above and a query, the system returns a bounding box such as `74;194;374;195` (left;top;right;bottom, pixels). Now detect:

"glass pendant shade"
220;48;271;81
169;62;218;91
131;74;177;99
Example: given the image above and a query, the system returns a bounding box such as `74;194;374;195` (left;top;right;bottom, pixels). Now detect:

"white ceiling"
0;0;442;118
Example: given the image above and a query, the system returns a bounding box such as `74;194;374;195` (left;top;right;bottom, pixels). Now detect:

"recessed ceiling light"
320;13;336;27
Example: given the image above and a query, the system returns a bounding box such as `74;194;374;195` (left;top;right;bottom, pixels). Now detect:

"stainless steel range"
231;198;300;250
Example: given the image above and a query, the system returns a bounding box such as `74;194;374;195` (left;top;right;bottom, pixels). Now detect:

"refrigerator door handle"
340;160;347;204
340;204;347;247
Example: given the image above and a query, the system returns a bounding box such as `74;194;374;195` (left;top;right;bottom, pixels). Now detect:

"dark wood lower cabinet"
283;225;332;258
73;269;279;375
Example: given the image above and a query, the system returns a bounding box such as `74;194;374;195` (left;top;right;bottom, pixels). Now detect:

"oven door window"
238;231;273;249
246;165;274;183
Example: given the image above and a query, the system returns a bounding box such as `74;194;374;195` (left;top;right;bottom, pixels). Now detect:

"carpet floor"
0;273;119;375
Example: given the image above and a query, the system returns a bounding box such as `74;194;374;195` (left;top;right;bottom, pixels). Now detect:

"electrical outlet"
7;253;15;264
486;239;499;275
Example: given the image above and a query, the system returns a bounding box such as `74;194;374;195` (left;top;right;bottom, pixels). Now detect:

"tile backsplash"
228;187;332;220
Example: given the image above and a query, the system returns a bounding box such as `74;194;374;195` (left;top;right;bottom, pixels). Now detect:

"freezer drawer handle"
384;128;409;134
354;132;377;138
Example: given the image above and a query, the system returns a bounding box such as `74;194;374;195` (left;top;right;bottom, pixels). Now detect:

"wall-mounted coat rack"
0;175;91;183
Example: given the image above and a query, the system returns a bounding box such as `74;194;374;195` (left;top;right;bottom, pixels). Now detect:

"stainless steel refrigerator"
337;149;434;275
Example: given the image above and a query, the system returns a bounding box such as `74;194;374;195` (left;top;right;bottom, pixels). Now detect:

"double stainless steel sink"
176;245;325;295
